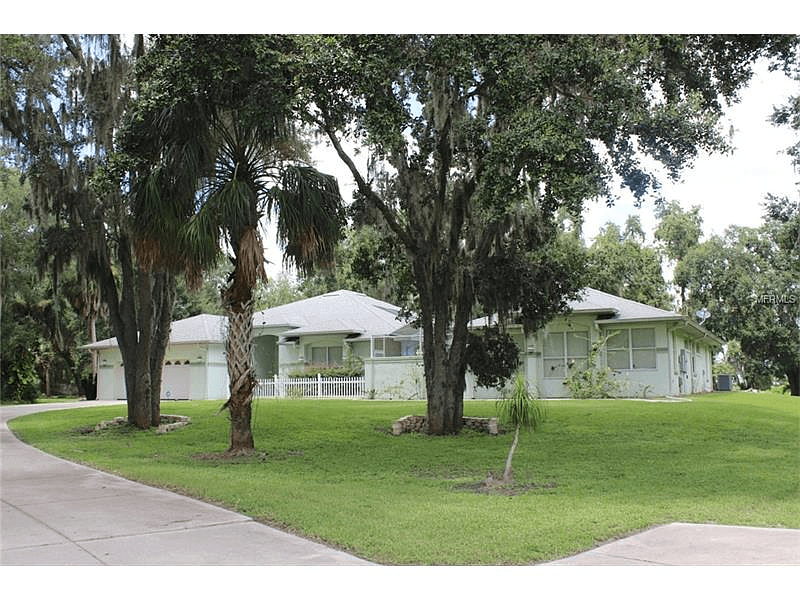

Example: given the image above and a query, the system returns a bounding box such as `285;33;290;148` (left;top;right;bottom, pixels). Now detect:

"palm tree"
128;36;344;452
494;371;546;485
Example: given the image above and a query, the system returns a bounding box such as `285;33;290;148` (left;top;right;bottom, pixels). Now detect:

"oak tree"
299;34;796;433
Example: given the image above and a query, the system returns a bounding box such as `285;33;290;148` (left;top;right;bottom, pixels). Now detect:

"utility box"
715;374;733;391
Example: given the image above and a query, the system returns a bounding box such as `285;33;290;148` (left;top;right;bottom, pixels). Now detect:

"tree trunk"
502;424;520;484
424;354;465;434
415;252;471;435
225;297;256;452
100;234;176;429
786;364;800;397
148;272;175;425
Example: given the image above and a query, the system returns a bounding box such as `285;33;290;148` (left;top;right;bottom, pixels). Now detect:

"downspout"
667;323;675;396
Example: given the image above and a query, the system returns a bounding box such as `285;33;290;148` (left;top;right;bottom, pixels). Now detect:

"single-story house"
83;287;722;401
82;313;229;401
467;287;723;399
251;290;424;397
83;290;423;401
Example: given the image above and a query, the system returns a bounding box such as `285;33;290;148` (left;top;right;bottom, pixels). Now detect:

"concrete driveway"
1;401;371;566
2;401;798;566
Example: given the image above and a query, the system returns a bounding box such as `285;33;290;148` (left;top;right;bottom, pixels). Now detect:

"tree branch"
60;35;84;64
322;124;418;253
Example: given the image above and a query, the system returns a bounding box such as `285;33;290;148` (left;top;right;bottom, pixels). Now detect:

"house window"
543;330;590;378
606;328;656;370
311;346;343;366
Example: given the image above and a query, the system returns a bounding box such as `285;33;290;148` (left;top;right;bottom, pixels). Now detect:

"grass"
8;391;799;565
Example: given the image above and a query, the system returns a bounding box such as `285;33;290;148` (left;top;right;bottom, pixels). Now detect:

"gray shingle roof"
85;288;719;351
253;289;409;339
469;287;722;346
81;313;227;350
572;287;679;321
82;291;410;350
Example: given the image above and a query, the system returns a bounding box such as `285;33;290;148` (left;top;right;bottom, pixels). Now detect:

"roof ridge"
581;287;677;316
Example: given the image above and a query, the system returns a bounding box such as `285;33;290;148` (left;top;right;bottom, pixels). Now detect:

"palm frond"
497;371;546;432
272;164;345;273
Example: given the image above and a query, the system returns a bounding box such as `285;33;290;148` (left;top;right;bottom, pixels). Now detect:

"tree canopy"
675;197;799;395
1;34;177;422
121;35;346;450
298;34;798;432
585;218;672;310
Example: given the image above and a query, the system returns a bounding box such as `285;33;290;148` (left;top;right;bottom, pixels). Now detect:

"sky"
581;59;799;245
265;56;799;276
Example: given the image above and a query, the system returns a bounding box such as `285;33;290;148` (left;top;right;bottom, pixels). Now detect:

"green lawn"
8;391;799;565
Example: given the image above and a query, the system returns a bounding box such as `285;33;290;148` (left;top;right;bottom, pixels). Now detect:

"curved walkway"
2;402;798;566
1;401;371;566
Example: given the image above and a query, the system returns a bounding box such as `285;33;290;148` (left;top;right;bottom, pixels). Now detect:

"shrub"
465;325;520;389
287;355;364;379
564;334;621;399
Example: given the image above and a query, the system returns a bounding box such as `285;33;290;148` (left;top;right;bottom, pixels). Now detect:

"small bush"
564;334;621;399
287;356;364;379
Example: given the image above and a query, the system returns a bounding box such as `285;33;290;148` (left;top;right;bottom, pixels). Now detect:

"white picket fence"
255;375;366;399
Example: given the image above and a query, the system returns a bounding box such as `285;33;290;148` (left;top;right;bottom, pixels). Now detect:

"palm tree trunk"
225;297;256;453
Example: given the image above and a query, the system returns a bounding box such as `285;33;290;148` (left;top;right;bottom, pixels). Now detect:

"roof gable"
253;290;408;339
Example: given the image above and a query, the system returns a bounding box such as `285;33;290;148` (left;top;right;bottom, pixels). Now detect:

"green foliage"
474;230;588;334
287;356;365;379
0;165;92;401
256;272;305;310
465;326;520;389
0;317;41;403
497;371;546;431
125;34;346;283
654;200;704;263
295;34;799;431
770;82;800;171
675;199;800;394
564;333;622;399
298;225;413;308
585;221;672;309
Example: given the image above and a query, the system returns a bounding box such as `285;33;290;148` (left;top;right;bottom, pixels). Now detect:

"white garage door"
161;361;191;400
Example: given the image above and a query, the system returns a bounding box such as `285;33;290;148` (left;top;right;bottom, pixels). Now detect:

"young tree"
494;372;546;486
124;35;345;452
299;34;797;433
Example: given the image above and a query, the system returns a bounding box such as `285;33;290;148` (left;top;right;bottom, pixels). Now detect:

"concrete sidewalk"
547;522;800;565
1;401;371;566
2;402;798;566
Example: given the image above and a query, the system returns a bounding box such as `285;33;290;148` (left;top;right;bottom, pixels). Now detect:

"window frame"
310;345;343;367
542;329;590;379
605;327;657;371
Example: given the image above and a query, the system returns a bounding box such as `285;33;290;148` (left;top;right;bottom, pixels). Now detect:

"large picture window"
310;346;343;366
543;330;590;378
606;328;656;370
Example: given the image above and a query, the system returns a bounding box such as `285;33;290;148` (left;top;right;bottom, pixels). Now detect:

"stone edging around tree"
392;415;498;435
91;414;191;435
